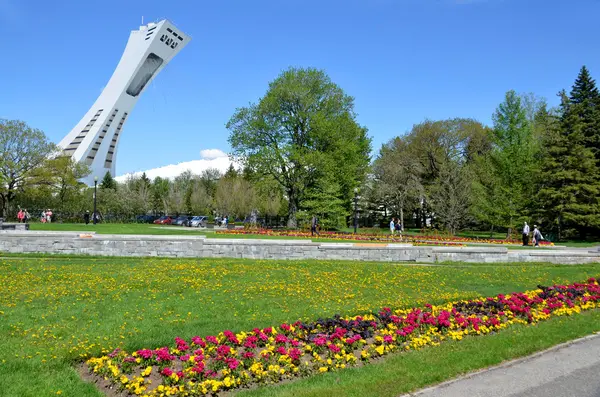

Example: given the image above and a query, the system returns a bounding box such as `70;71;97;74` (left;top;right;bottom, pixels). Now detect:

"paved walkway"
404;333;600;397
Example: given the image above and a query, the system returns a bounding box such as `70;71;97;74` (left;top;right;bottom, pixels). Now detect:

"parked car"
153;216;174;225
180;216;196;227
172;215;192;226
188;216;208;228
136;215;159;224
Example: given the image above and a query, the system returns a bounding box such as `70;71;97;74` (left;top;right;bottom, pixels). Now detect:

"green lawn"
29;223;599;249
29;222;210;235
0;256;599;396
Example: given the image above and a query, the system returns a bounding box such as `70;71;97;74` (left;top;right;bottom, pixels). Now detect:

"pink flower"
136;349;153;359
327;344;341;353
191;362;205;374
226;357;239;370
288;348;302;361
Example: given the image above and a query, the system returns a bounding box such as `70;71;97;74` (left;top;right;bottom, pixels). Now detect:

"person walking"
311;215;320;237
40;210;47;223
46;209;53;223
390;218;396;235
17;209;24;223
395;218;403;241
533;225;544;247
23;209;30;223
84;210;90;225
522;222;530;246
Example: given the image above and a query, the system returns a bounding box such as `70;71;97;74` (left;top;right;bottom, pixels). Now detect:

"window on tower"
126;53;164;97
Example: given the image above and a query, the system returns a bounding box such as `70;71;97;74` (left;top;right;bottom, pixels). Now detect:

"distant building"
58;20;190;184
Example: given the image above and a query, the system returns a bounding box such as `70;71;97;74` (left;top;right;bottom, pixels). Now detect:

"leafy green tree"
188;179;213;215
214;175;256;219
372;137;423;231
152;177;170;214
0;119;56;218
227;67;371;228
254;176;284;219
406;118;490;230
199;168;221;198
301;176;347;230
430;161;472;234
48;157;90;207
473;91;536;235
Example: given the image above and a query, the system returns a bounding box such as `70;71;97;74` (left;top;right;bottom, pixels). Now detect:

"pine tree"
137;172;151;192
569;66;600;158
538;90;600;239
100;171;117;190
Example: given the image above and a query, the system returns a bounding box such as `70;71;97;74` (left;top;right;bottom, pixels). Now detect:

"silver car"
189;216;208;228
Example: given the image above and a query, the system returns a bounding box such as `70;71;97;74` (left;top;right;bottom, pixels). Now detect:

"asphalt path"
404;333;600;397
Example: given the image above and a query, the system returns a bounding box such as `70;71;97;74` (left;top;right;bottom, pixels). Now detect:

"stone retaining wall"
0;232;598;264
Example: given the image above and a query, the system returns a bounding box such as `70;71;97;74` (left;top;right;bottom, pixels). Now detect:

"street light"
93;176;98;225
353;187;359;234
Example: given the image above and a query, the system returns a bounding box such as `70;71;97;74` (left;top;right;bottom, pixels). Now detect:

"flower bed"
215;229;554;246
86;278;599;396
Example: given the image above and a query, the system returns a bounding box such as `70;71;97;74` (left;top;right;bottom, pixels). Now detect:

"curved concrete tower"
58;19;190;184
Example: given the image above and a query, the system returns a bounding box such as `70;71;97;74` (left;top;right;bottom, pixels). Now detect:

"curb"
398;331;600;397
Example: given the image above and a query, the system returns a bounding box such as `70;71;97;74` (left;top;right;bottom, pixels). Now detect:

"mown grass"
0;256;599;396
27;223;587;249
28;222;209;235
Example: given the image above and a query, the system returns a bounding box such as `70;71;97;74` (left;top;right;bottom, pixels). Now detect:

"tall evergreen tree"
538;88;600;239
100;171;117;190
569;66;600;158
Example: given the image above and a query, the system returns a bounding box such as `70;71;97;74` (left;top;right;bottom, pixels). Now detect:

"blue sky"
1;0;599;178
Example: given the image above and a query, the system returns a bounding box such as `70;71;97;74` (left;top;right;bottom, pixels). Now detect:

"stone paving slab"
401;333;600;397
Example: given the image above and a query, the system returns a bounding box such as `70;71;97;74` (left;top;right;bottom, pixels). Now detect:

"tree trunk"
400;207;404;232
0;194;6;219
287;193;298;229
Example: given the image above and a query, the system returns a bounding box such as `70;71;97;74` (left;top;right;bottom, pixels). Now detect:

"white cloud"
115;148;236;182
200;148;227;160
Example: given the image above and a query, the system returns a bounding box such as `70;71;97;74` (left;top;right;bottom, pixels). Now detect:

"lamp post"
353;187;359;234
93;176;98;225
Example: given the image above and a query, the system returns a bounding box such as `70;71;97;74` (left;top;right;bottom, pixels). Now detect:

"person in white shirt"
390;218;395;235
522;222;530;246
533;225;544;247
